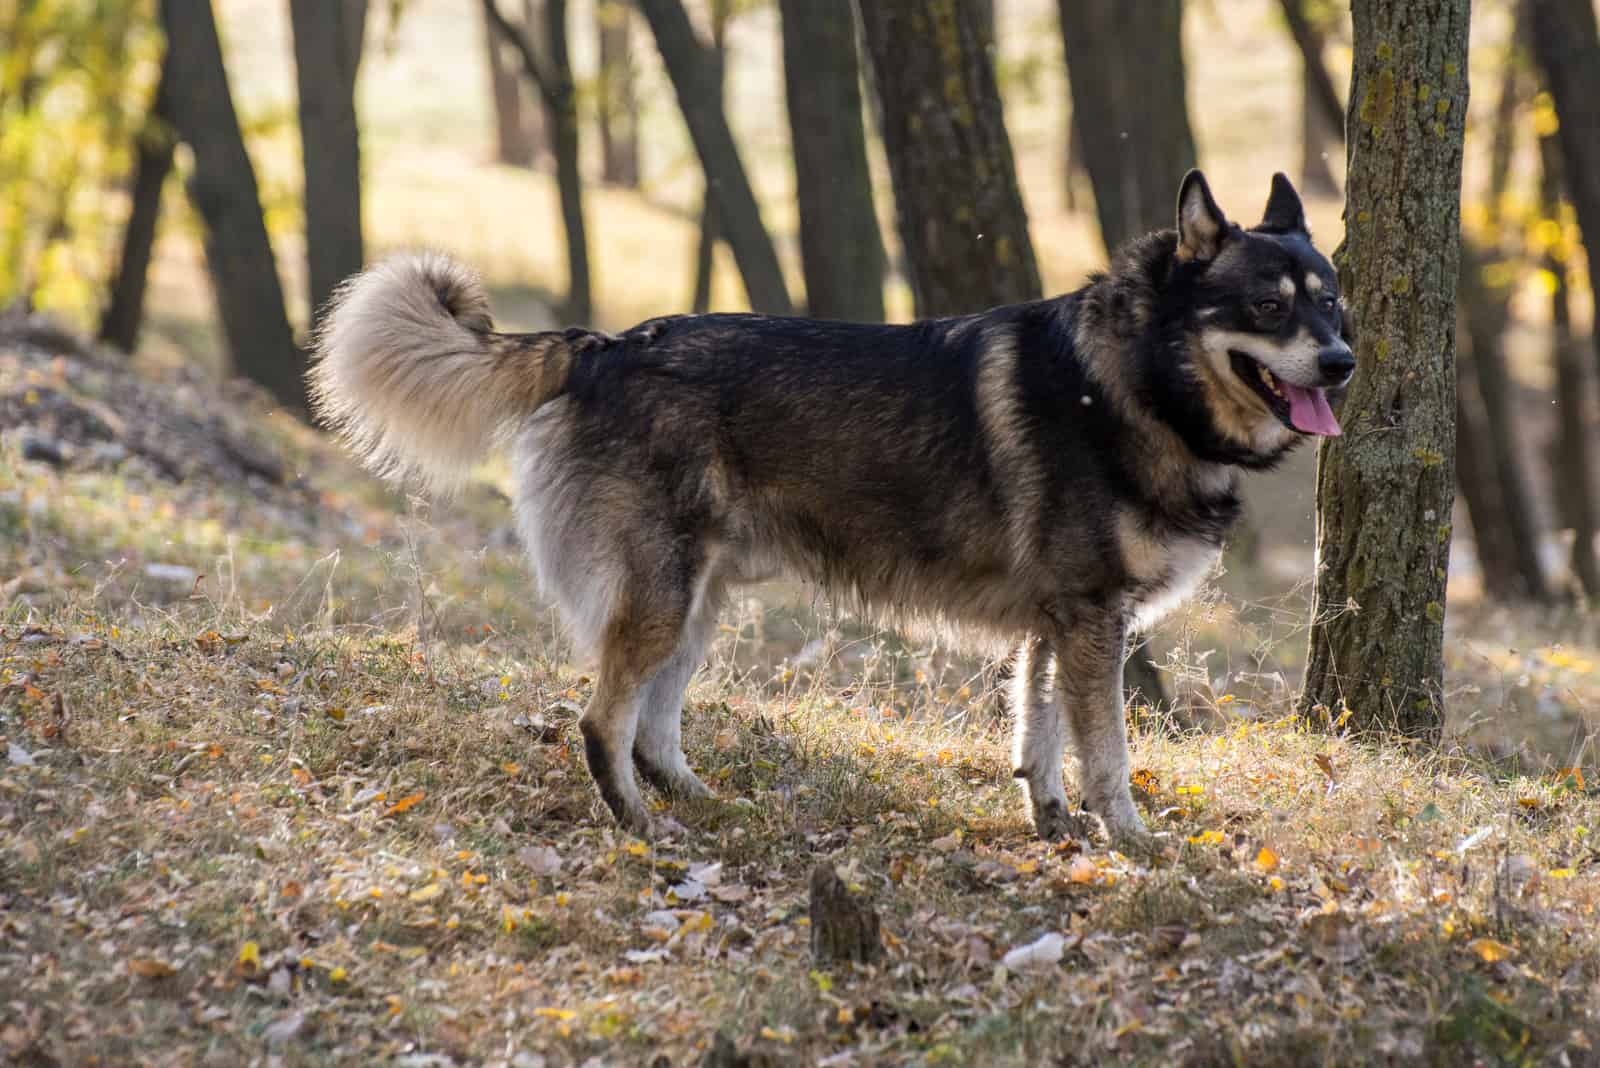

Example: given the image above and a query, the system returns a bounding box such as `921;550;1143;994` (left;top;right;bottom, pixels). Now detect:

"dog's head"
1167;170;1354;463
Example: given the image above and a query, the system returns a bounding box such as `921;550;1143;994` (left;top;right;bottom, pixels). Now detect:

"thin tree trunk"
1299;43;1341;195
687;1;728;314
1056;0;1196;254
1063;112;1086;214
858;0;1040;317
636;0;791;314
100;63;175;354
1454;351;1525;602
1529;0;1600;396
1300;0;1469;740
483;4;538;167
483;0;592;324
596;0;640;187
159;0;304;412
1539;132;1600;597
1278;0;1346;148
778;0;885;321
290;0;368;331
691;195;717;314
1457;241;1549;600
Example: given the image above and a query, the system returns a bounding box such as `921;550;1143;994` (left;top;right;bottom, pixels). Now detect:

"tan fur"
308;253;574;494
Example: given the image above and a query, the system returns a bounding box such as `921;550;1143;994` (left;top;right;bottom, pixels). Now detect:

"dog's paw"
1031;798;1100;843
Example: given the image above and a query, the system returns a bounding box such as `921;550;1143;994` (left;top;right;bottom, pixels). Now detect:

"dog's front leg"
1055;607;1148;846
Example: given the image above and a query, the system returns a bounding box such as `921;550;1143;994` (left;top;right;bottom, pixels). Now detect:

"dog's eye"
1255;299;1283;316
1319;295;1338;312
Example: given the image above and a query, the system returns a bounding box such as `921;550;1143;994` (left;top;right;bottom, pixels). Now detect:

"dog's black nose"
1318;346;1355;383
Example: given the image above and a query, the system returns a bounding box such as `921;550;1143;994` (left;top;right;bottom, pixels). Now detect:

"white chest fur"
1117;509;1222;631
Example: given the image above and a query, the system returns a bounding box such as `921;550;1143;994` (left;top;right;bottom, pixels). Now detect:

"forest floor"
5;294;1600;1067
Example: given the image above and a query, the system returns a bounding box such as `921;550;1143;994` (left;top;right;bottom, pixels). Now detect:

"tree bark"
290;0;368;332
1539;133;1600;598
484;0;592;325
483;3;539;167
1529;0;1600;400
778;0;884;321
159;0;304;412
858;0;1040;317
636;0;791;314
596;0;640;187
1299;0;1469;740
1056;0;1197;254
100;63;175;354
1456;241;1549;600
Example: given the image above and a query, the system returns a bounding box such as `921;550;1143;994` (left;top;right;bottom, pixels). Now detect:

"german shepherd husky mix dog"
311;171;1353;846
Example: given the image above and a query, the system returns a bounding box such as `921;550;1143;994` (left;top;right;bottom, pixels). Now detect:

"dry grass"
4;336;1600;1066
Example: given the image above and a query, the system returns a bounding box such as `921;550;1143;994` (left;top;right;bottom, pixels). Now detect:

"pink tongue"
1283;384;1341;436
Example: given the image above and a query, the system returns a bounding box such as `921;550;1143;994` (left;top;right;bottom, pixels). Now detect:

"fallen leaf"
517;845;562;877
1002;932;1066;970
1466;938;1516;963
409;883;444;903
127;958;176;978
1067;856;1097;884
383;792;425;817
1253;846;1280;872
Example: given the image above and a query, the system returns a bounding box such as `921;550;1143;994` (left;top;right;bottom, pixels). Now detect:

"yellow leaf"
1067;856;1097;884
1548;868;1576;879
409;883;443;903
329;966;348;983
383;792;425;817
501;762;521;776
1187;830;1225;846
1174;784;1204;796
127;958;176;978
535;1007;577;1021
1267;876;1285;893
1254;846;1280;872
625;841;650;858
1467;938;1516;963
238;941;261;970
1517;797;1542;810
502;906;518;932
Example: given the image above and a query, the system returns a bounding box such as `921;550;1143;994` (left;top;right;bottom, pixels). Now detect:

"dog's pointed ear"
1259;172;1308;234
1176;170;1228;263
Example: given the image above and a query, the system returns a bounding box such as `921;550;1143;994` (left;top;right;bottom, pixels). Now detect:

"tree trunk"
1056;0;1196;254
688;0;728;314
858;0;1040;317
596;0;640;187
1299;0;1469;740
1453;351;1526;602
1529;0;1600;399
691;194;718;314
99;63;175;354
483;4;538;167
483;0;592;325
542;0;590;325
636;0;791;314
290;0;368;332
159;0;304;412
1456;241;1549;601
778;0;884;321
1278;0;1346;151
1539;132;1600;598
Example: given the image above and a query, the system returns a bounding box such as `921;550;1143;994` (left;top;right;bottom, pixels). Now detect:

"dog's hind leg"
1010;635;1078;840
579;573;697;836
1055;607;1148;845
633;604;717;801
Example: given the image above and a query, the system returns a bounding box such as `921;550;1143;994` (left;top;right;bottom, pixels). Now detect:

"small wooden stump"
808;862;882;966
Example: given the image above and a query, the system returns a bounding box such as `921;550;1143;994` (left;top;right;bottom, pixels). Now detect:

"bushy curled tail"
308;252;576;493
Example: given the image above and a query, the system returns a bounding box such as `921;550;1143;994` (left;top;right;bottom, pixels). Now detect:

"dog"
309;170;1353;845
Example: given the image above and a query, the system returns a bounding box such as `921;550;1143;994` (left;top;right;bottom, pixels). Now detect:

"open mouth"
1228;350;1341;437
